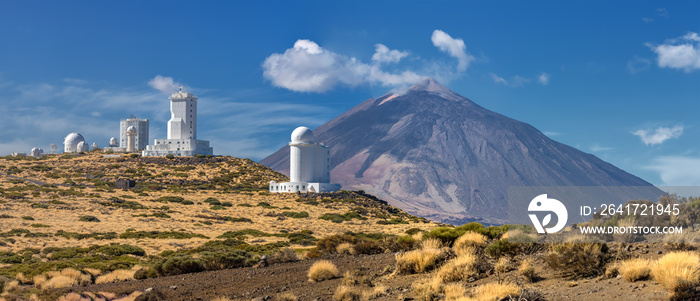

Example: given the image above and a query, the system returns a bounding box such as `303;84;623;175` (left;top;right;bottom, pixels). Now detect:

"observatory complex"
142;87;213;157
120;116;149;150
269;126;340;193
63;132;89;153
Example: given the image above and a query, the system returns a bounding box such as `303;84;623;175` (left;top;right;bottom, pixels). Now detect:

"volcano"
260;78;654;224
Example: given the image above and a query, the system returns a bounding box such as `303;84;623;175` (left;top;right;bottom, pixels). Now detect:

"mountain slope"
261;78;654;224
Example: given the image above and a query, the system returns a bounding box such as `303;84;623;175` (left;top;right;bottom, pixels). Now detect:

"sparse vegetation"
308;260;339;282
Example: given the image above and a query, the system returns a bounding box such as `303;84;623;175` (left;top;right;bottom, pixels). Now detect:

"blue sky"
0;1;698;186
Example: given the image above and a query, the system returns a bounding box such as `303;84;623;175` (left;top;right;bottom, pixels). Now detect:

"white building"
120;116;149;151
64;132;87;153
30;147;44;158
269;126;341;193
142;87;213;157
109;137;118;147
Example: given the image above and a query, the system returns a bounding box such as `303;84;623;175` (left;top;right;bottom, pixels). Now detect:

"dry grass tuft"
336;243;354;255
114;291;142;301
411;278;441;301
519;258;537;282
420;238;444;250
494;257;511;274
443;283;467;300
84;268;102;276
453;232;487;255
334;285;362;301
95;269;137;284
308;260;339;282
470;282;520;301
362;285;387;299
395;247;448;274
37;268;92;290
210;297;234;301
276;292;298;301
651;251;700;298
434;253;479;284
618;258;652;282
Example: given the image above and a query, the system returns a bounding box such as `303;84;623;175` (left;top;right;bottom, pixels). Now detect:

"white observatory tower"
126;126;137;152
269;126;340;193
142;87;213;157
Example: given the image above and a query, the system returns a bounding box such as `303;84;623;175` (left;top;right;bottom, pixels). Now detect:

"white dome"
291;126;313;143
31;147;39;152
126;126;137;133
109;137;118;146
64;132;85;146
77;141;88;151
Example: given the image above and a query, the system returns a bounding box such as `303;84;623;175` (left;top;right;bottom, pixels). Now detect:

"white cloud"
489;73;507;85
543;131;561;137
642;17;654;23
590;143;614;152
372;44;409;64
431;30;475;72
627;57;651;74
647;32;700;72
645;156;700;185
537;73;550;85
490;73;530;87
262;39;426;92
148;75;180;94
657;8;669;18
632;125;683;145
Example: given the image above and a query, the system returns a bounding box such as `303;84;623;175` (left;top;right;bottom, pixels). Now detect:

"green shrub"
78;215;100;222
545;243;609;278
152;255;204;276
97;244;146;256
353;240;384;255
31;203;49;209
54;230;117;240
485;239;517;258
287;231;317;246
119;230;208;239
200;250;256;270
283;211;309;219
405;228;423;235
377;218;408;225
165;154;175;159
316;235;358;253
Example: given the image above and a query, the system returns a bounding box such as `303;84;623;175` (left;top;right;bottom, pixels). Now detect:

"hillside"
261;78;658;225
0;152;698;301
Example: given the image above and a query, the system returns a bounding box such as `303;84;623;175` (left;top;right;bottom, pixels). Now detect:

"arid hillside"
1;152;699;301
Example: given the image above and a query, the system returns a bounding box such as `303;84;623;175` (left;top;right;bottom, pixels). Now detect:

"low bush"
395;247;448;274
308;260;339;282
282;211;309;219
618;258;652;282
519;257;538;282
651;251;700;299
434;253;481;284
471;282;521;301
545;243;609;278
78;215;100;222
119;230;208;239
485;239;517;259
96;244;146;256
152;255;205;276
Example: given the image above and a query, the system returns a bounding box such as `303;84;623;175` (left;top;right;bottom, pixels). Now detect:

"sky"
0;1;698;186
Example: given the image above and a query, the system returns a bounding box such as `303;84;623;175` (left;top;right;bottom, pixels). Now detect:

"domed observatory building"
142;87;213;157
269;127;341;193
63;132;87;153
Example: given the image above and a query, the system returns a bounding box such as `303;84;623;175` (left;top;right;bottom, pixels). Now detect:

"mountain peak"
407;78;462;101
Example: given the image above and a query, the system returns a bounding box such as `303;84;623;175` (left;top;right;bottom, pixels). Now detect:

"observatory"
30;147;44;158
120;116;149;151
63;132;87;153
142;87;213;157
269;126;340;193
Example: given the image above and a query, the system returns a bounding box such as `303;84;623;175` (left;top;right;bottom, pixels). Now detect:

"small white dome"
64;132;85;146
31;147;39;152
109;137;118;146
291;126;314;143
126;126;137;133
77;141;88;151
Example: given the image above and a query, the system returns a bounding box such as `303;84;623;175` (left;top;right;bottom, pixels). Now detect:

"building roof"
291;126;314;143
64;132;85;146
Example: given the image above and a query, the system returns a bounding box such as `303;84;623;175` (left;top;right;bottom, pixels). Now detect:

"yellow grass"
210;297;234;301
443;283;468;300
336;243;353;255
519;258;537;282
468;282;520;301
651;251;700;297
36;268;92;290
308;260;339;282
453;232;487;254
277;292;298;301
420;238;444;250
618;258;652;282
362;285;387;299
334;285;362;301
434;253;479;284
494;257;511;274
395;247;447;274
95;269;137;284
